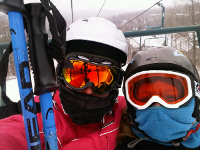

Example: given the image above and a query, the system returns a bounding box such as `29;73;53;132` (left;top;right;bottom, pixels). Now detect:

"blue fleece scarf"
133;98;200;148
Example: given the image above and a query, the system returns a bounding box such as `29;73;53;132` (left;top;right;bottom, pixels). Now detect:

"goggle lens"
63;60;118;93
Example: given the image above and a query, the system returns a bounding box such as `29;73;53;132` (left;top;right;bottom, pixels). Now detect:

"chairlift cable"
70;0;74;23
97;0;107;17
129;38;140;46
119;0;163;29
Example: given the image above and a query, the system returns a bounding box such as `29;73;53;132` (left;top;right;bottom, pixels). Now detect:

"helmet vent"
146;57;157;61
82;19;88;22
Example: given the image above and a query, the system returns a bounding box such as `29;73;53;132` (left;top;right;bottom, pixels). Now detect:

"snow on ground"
129;34;171;48
6;79;20;102
6;73;35;102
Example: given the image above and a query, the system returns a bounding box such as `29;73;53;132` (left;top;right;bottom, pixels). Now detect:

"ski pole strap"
25;3;59;95
40;0;66;63
0;101;41;120
25;3;59;149
0;102;21;119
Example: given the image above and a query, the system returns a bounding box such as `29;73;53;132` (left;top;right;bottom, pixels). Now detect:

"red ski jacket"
0;91;126;150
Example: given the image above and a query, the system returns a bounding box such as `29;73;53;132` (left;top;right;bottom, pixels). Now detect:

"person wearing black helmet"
0;17;128;150
115;46;200;150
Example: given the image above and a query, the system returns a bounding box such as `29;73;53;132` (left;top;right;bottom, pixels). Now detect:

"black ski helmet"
124;46;199;82
123;46;200;126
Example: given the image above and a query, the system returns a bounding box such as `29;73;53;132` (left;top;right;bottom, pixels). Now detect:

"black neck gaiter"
59;86;118;125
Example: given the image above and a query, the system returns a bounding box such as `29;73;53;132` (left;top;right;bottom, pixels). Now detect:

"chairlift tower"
143;2;167;49
157;2;167;45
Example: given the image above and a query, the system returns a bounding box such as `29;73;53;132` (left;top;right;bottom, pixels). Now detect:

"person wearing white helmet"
0;17;128;150
56;17;128;125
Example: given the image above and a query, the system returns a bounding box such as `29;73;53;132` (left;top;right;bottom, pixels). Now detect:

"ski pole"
25;3;59;150
0;0;41;150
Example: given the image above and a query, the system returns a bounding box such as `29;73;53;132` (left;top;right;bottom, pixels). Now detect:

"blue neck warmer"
133;98;200;148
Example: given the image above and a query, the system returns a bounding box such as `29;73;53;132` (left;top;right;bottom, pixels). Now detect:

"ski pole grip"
0;0;26;14
25;3;59;95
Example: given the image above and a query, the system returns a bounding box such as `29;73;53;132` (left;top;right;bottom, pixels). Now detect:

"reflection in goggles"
125;71;193;109
63;60;118;93
132;76;186;105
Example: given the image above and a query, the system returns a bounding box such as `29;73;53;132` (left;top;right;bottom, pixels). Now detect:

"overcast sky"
39;0;174;11
24;0;174;21
24;0;174;10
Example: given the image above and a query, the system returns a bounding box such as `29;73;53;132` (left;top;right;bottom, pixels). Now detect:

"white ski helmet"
66;17;128;67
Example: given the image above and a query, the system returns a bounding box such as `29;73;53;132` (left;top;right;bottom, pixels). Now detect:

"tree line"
109;0;200;67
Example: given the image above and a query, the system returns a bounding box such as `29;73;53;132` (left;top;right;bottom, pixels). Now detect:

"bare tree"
165;0;199;67
126;38;138;63
184;0;199;66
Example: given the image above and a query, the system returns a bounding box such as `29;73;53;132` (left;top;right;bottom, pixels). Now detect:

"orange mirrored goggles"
125;70;194;109
62;54;123;94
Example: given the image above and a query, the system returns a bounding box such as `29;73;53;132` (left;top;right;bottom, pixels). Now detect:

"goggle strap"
194;81;200;99
117;70;124;88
